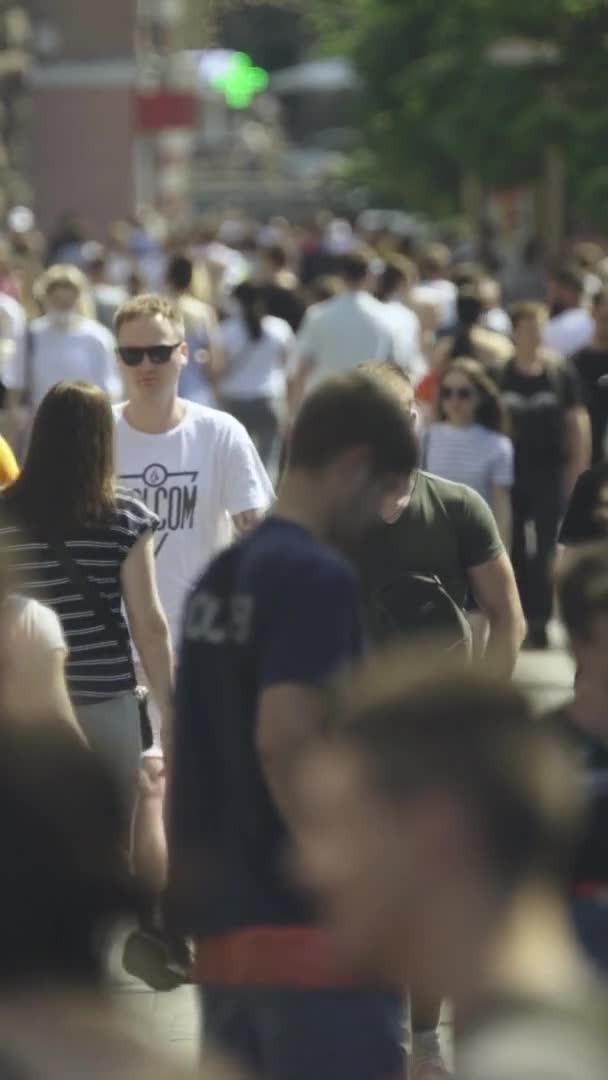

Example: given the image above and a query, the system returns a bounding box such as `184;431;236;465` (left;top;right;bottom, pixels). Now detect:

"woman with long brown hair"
423;358;514;546
0;380;173;811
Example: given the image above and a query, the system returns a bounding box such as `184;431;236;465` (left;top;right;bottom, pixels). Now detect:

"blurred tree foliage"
307;0;608;227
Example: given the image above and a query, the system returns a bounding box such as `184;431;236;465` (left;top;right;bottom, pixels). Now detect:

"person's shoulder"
263;314;294;340
77;317;114;344
244;519;356;589
183;400;247;440
420;470;493;516
7;594;65;649
30;314;50;333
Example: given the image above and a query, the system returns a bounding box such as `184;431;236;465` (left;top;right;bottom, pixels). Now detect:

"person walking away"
424;359;513;546
571;287;608;463
501;301;591;648
550;544;608;976
410;242;457;331
83;243;128;331
168;371;418;1080
166;252;220;408
3;265;122;454
113;294;273;906
376;255;427;382
356;362;525;678
255;243;306;331
296;661;608;1080
0;381;174;859
544;264;594;358
216;282;294;474
293;250;397;403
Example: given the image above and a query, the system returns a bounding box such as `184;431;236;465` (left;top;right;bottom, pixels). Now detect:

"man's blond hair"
114;293;186;340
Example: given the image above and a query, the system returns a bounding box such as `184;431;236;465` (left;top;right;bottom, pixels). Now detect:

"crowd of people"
0;207;606;1078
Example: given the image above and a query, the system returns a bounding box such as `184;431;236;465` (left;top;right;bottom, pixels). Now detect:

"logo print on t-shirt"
120;464;199;556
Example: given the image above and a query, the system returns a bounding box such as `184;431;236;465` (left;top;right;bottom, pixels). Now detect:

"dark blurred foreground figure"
0;720;196;1078
169;371;418;1080
296;662;608;1080
553;544;608;975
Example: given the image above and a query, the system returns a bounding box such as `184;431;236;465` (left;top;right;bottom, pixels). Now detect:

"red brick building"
29;0;138;235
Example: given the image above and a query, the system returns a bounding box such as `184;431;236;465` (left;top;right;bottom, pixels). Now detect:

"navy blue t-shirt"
169;517;363;938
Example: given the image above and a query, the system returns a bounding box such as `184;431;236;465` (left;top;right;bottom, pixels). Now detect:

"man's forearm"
484;613;526;679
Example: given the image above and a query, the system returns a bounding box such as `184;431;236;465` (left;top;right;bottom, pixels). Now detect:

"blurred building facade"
0;3;31;220
28;0;196;237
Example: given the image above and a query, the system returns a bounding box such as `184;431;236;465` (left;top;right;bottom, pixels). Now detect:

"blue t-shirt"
169;517;363;937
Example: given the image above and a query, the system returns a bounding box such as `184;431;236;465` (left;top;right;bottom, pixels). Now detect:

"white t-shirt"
424;423;514;506
3;595;66;716
4;314;122;408
382;300;427;380
218;314;295;400
114;400;274;641
543;308;594;358
297;291;397;388
411;279;457;330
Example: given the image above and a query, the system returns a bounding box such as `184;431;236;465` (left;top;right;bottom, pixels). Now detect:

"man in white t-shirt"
294;251;397;400
544;264;594;358
113;293;274;649
113;294;273;955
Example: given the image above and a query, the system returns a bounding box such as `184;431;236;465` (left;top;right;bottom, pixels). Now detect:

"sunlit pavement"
110;630;575;1067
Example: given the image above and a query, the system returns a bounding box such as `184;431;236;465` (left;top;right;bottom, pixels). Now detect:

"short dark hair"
289;370;418;476
510;300;548;328
358;359;415;409
167;252;194;292
261;243;289;270
340;251;371;285
331;659;582;890
557;542;608;640
550;264;585;296
114;292;186;339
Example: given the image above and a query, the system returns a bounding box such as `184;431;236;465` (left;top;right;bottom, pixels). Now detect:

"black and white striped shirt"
0;491;158;705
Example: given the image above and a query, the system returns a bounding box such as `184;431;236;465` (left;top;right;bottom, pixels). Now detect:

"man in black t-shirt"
571;288;608;463
500;301;591;647
560;462;608;546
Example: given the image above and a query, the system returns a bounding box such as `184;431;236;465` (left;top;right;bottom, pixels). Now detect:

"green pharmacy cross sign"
211;52;269;109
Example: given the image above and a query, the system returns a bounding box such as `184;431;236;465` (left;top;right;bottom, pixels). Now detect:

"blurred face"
513;313;544;353
325;451;412;544
439;373;478;426
295;745;415;982
46;284;79;314
295;744;465;987
116;314;186;402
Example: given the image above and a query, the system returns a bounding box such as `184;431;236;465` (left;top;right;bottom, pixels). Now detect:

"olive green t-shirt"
355;470;504;611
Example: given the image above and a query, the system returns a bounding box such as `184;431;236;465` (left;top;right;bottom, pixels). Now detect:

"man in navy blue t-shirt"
169;370;418;1080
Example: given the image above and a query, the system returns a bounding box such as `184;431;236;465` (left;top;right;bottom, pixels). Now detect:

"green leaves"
307;0;608;225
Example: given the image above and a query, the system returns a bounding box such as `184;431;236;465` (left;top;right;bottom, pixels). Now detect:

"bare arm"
121;531;174;755
563;405;591;500
232;506;266;534
256;684;327;828
468;552;526;678
490;484;512;549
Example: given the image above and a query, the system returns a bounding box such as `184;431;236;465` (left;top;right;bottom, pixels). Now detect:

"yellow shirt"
0;435;18;488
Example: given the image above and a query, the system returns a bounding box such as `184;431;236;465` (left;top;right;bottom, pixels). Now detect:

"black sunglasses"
118;343;181;367
440;385;474;401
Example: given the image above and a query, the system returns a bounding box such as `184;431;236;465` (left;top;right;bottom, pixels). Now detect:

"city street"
111;635;575;1067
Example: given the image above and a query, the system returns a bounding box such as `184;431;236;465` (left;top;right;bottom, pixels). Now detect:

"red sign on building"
134;90;196;130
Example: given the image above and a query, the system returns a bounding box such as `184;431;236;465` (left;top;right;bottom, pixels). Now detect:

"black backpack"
366;569;473;658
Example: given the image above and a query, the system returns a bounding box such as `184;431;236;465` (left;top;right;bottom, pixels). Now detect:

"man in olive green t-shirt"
357;364;526;679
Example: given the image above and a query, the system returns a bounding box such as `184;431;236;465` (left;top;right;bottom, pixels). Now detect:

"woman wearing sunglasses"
424;358;514;546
